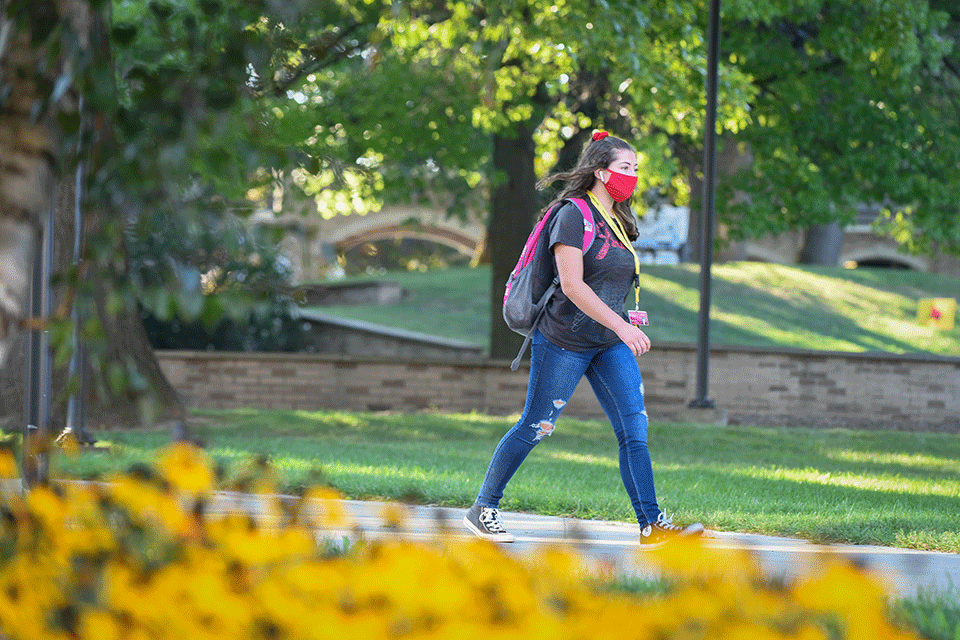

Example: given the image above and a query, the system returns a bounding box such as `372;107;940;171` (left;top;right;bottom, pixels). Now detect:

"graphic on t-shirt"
594;218;626;260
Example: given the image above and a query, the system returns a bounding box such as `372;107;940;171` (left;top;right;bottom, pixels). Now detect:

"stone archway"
336;224;478;257
324;205;484;275
258;204;486;282
335;224;479;275
325;205;484;251
840;246;929;271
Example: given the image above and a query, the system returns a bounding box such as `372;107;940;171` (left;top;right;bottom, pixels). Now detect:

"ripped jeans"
476;330;661;526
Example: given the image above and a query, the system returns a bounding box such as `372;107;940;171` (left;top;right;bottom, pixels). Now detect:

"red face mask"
602;169;637;203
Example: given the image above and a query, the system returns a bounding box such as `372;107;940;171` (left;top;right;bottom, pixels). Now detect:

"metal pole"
690;0;721;409
66;98;93;444
22;188;54;485
65;158;93;444
22;229;42;485
36;189;55;482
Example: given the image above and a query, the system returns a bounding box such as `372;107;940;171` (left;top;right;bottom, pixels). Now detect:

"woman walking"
464;131;704;544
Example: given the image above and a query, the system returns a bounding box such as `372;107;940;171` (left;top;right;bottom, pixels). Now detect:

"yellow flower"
785;622;832;640
0;455;930;640
302;486;354;529
718;620;797;640
0;554;71;640
101;562;156;621
642;535;761;583
25;485;69;532
104;474;192;536
156;442;215;497
792;558;922;640
80;609;122;640
793;559;887;616
379;502;409;529
0;447;19;478
205;512;313;567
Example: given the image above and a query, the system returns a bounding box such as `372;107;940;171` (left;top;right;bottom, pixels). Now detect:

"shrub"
0;444;925;639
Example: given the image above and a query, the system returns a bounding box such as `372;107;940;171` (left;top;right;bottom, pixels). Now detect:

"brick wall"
156;346;960;432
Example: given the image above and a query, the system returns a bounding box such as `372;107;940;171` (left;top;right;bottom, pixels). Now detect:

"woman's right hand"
616;321;651;357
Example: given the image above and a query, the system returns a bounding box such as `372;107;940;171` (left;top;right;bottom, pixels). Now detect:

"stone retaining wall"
156;346;959;432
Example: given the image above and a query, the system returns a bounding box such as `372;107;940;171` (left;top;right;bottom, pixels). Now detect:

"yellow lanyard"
587;191;641;310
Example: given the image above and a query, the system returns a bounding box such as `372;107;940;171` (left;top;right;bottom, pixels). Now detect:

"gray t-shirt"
537;199;637;351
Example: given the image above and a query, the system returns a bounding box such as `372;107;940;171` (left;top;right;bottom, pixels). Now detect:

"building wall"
157;347;959;432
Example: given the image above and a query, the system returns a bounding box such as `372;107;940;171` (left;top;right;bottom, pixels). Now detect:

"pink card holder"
628;310;649;327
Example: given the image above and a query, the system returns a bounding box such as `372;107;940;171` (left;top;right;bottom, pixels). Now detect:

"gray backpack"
502;198;595;370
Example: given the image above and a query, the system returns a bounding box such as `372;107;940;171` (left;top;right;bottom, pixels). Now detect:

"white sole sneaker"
462;505;516;543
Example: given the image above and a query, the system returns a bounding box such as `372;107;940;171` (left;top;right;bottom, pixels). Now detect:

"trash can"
917;298;956;330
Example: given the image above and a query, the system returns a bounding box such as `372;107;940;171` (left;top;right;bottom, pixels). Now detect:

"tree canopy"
2;0;958;382
246;0;960;256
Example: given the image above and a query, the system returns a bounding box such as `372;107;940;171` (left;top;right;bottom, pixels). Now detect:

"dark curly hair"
536;133;638;241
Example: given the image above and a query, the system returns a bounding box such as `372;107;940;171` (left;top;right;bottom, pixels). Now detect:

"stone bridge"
254;202;958;283
255;204;486;282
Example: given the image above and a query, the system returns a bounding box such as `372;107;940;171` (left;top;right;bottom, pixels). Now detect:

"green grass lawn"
54;407;960;554
307;263;960;355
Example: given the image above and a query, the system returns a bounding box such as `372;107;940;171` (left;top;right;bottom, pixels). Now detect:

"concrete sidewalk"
310;498;960;600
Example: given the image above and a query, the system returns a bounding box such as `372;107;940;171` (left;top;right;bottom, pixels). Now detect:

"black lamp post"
690;0;722;410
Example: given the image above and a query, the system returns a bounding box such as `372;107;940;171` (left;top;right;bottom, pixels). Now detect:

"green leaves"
111;23;138;46
713;0;960;251
147;0;174;20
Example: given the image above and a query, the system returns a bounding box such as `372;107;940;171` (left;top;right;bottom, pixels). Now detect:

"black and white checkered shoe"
463;503;516;543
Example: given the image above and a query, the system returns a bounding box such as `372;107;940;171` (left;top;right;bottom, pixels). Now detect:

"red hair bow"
592;131;609;141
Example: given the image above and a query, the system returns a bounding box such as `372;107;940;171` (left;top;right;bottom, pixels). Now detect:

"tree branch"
754;57;844;92
272;21;368;95
942;55;960;80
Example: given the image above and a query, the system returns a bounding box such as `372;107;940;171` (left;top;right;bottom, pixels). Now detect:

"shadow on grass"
639;275;926;353
193;408;513;442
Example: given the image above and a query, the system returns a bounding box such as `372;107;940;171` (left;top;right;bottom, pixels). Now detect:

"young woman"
463;131;704;544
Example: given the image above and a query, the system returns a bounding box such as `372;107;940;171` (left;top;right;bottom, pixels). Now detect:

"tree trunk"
0;175;185;432
677;135;751;263
0;3;57;368
488;124;539;361
798;222;844;266
0;0;184;433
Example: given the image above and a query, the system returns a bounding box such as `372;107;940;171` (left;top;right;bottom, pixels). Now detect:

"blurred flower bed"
0;443;922;640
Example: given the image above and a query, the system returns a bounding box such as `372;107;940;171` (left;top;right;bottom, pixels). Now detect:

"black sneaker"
639;512;705;545
463;503;516;543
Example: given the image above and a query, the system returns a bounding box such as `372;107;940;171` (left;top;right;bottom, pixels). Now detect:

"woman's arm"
554;244;651;357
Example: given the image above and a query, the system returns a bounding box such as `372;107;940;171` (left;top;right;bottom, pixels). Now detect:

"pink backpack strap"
514;197;596;273
566;197;595;252
516;213;553;270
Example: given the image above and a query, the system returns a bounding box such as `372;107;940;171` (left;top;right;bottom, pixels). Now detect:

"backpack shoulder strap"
515;197;595;276
566;197;595;253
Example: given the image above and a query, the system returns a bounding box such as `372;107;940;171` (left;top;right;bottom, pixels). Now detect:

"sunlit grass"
707;462;960;497
309;263;960;355
541;450;619;468
827;449;960;474
52;407;960;553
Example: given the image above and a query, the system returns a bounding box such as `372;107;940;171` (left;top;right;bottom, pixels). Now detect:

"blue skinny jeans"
476;330;661;527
